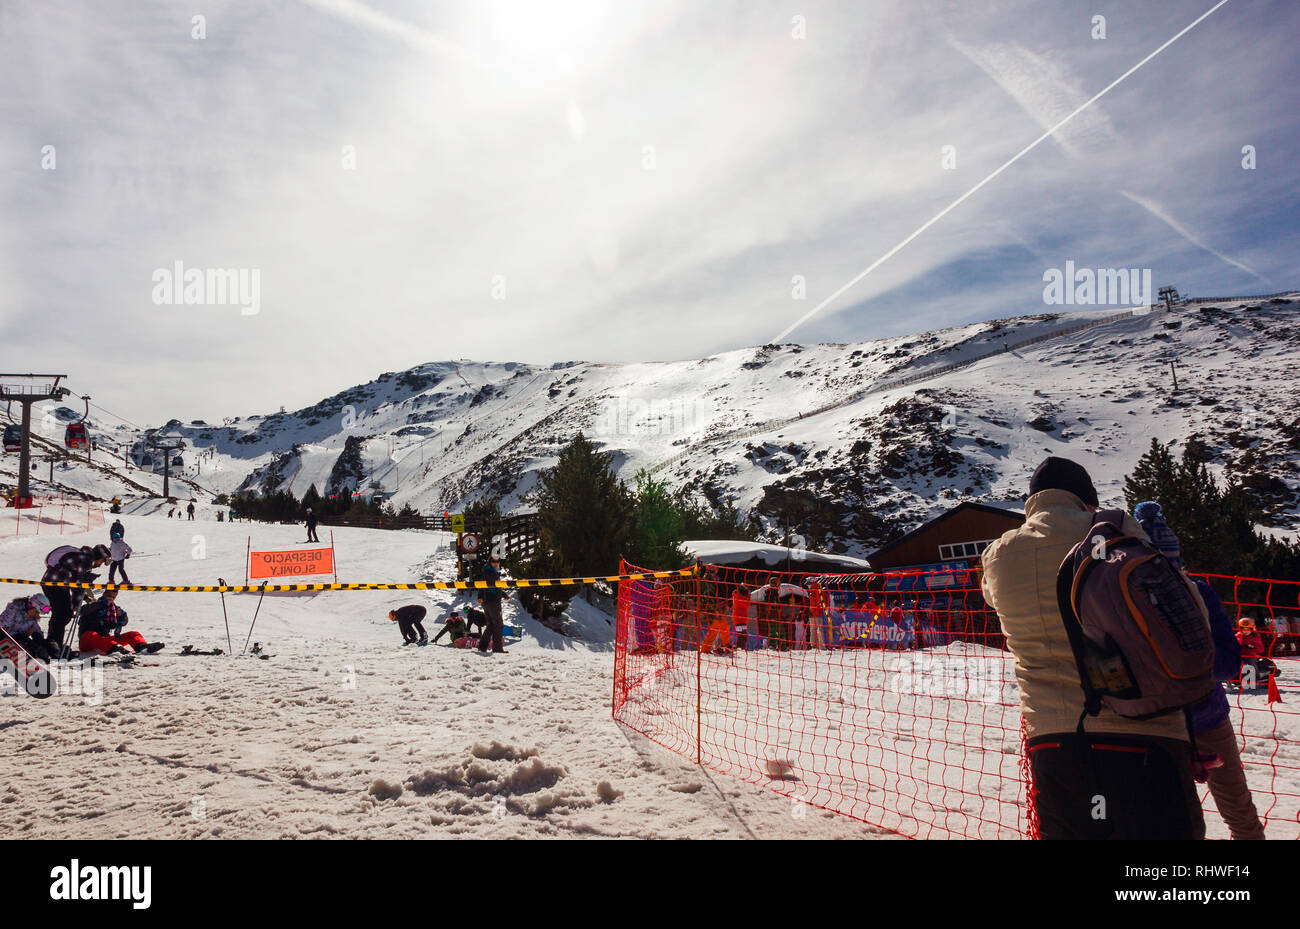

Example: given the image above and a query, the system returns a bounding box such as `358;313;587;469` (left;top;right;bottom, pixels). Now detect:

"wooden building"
867;501;1025;572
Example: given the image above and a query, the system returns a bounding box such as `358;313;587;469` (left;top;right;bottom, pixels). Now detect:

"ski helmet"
92;544;112;561
27;593;50;613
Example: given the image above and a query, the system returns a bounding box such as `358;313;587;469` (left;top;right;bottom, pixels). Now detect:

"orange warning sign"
249;547;335;580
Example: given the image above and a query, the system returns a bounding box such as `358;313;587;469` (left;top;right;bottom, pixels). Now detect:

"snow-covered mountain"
7;294;1299;556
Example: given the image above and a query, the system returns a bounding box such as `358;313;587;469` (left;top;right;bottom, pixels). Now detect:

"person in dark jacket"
305;507;320;543
462;605;487;638
41;544;110;653
1188;579;1265;839
78;590;165;655
477;556;506;654
432;611;470;646
389;604;427;645
186;501;196;521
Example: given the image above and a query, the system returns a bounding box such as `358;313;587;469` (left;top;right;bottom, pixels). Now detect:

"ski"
1;627;56;698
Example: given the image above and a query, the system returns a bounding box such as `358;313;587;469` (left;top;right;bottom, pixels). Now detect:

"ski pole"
217;577;234;655
241;583;268;656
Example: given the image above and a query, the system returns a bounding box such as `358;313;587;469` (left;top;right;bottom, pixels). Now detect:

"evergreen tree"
518;433;636;615
627;470;689;569
526;433;635;577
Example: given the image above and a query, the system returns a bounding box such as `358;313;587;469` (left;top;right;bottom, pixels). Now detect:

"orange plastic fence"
611;560;1300;839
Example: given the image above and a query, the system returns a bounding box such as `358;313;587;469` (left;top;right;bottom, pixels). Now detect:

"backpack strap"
1093;508;1129;529
1056;548;1104;723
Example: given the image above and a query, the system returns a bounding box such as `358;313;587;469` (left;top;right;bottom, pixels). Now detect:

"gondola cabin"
65;422;89;450
3;424;22;453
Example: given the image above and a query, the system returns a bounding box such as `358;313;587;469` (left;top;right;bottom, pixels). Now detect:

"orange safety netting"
612;559;1300;839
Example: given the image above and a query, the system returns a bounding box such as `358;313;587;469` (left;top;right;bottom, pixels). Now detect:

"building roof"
683;539;873;571
866;501;1024;565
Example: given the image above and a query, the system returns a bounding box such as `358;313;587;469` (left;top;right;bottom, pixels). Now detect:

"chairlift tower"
0;374;69;507
149;440;185;500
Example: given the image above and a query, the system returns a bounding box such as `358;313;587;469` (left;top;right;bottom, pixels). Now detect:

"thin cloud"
1121;190;1267;281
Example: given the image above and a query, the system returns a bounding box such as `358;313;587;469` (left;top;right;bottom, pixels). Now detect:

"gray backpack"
1056;509;1215;721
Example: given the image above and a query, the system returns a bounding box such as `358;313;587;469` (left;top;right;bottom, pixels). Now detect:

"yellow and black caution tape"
0;567;698;595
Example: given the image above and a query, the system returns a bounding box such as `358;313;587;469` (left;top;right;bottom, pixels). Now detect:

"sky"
1;0;1297;426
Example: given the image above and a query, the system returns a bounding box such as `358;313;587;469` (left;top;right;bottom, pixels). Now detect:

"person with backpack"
981;456;1207;840
41;544;110;656
0;594;57;661
388;604;428;646
78;590;165;655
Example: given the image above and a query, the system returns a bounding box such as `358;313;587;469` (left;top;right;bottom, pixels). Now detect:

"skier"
431;611;471;647
0;594;57;662
388;605;428;645
1235;618;1276;686
476;554;507;654
77;590;165;655
108;531;133;586
186;501;195;521
41;544;110;656
700;591;733;655
305;507;320;543
462;604;488;638
730;583;751;650
109;519;125;543
755;576;786;649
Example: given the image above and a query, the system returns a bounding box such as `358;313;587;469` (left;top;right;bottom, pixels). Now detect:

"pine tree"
1123;439;1181;514
519;433;636;615
627;470;689;569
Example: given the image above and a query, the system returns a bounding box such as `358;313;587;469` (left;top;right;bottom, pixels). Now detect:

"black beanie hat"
1028;456;1098;507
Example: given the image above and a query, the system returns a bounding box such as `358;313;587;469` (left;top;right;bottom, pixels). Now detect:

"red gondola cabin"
65;422;89;450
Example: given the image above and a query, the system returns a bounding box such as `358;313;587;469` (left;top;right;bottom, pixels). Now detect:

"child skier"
77;590;165;656
108;530;133;586
0;594;57;661
431;611;472;647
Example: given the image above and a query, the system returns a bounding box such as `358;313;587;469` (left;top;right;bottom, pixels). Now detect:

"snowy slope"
0;515;870;839
7;295;1299;557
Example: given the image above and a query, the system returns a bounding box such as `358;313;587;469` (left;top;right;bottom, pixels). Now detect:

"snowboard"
1;628;56;698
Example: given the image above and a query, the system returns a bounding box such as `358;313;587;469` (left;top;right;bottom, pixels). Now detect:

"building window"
938;539;998;562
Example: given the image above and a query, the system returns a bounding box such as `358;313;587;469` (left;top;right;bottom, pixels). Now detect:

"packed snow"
0;513;871;839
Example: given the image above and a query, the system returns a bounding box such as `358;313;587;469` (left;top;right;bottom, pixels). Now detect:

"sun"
479;0;609;70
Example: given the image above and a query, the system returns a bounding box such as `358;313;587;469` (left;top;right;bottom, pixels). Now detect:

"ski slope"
0;514;869;839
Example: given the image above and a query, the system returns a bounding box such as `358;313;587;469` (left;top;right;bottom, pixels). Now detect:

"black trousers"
1028;731;1205;840
109;560;131;584
478;599;504;652
8;631;55;662
42;584;74;645
306;525;320;542
399;613;427;643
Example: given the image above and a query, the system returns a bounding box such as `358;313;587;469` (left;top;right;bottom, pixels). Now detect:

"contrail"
771;0;1232;343
1120;190;1266;281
